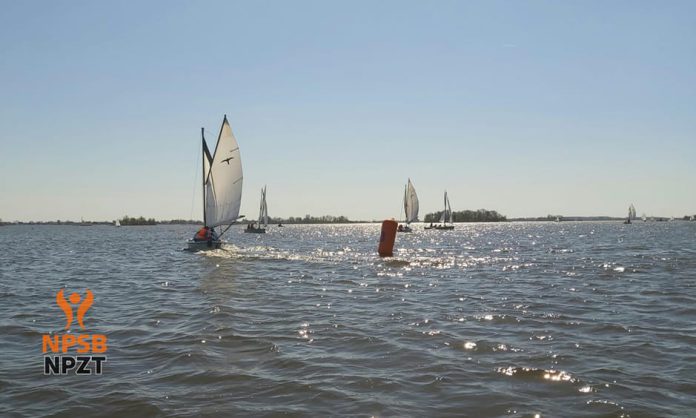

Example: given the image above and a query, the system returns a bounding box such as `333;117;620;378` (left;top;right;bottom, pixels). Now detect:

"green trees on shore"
423;209;507;223
119;215;156;226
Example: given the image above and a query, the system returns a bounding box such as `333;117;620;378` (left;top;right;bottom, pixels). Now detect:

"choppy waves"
1;222;696;416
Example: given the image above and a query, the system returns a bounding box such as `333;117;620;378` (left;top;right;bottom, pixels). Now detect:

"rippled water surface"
1;222;695;417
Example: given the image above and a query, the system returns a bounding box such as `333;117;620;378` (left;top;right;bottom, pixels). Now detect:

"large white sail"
204;116;243;228
404;179;419;224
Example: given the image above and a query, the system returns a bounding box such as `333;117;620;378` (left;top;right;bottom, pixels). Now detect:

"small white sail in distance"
439;191;452;224
258;185;268;228
404;179;419;224
204;115;243;228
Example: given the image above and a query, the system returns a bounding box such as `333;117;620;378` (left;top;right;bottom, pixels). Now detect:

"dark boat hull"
186;240;222;251
425;225;454;230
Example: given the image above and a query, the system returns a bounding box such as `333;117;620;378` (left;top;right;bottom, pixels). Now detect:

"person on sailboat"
193;226;218;242
193;227;208;241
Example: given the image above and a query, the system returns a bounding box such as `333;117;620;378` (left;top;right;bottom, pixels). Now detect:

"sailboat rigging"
624;203;636;224
398;178;419;232
187;115;244;251
426;190;454;230
245;186;268;234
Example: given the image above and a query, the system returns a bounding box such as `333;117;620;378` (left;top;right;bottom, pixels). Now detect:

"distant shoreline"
3;217;694;226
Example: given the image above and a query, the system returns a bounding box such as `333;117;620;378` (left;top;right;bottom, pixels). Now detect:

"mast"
258;186;264;226
201;128;207;227
403;183;408;224
445;191;450;224
262;185;268;227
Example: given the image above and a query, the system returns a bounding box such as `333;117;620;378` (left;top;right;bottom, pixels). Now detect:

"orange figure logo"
56;289;94;330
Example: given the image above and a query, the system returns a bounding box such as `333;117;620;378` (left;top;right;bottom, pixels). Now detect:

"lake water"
1;222;695;417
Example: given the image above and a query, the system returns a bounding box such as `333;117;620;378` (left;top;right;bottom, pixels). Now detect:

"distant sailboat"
114;219;121;227
426;191;454;230
624;204;636;224
187;115;244;251
642;213;647;222
245;186;268;234
398;179;419;233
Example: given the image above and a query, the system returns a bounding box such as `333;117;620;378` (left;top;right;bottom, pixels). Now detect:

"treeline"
423;209;507;223
265;215;354;224
3;220;113;225
158;219;201;225
119;215;156;226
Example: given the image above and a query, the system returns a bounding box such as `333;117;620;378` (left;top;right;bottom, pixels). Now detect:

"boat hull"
186;240;222;251
425;225;454;230
244;228;266;234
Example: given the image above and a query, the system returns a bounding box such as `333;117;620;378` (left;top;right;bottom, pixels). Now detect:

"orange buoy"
378;219;398;257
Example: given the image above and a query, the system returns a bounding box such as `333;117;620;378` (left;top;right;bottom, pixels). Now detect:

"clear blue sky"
1;1;694;222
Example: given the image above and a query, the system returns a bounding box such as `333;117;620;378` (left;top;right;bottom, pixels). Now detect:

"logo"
42;289;108;375
56;289;93;330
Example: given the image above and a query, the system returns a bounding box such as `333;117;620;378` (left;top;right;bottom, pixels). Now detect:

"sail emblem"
221;157;234;164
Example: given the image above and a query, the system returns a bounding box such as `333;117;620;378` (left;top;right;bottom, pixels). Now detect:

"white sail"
439;191;446;223
404;179;419;224
445;191;452;224
204;116;243;228
438;191;452;224
628;204;636;220
258;185;268;228
262;187;268;228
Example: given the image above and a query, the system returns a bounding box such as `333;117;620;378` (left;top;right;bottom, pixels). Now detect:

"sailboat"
398;179;419;232
245;186;268;233
187;115;244;251
426;191;454;230
114;219;121;227
624;204;636;224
